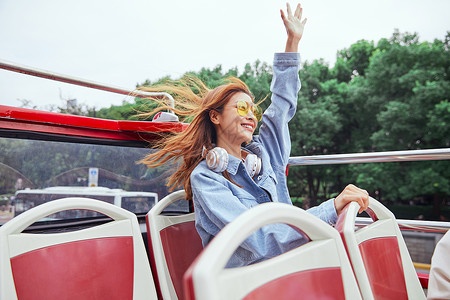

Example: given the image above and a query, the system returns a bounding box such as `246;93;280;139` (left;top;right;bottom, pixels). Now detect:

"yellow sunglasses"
236;100;263;121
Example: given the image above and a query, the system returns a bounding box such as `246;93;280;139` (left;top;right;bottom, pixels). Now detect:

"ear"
209;110;220;125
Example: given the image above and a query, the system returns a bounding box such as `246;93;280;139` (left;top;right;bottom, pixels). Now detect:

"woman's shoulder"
191;160;221;181
191;160;208;177
190;160;232;190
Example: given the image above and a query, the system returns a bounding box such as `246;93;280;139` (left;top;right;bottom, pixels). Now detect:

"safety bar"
289;148;450;166
0;59;175;112
356;217;450;232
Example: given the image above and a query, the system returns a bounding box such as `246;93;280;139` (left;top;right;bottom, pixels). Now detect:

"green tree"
334;39;376;81
349;31;450;219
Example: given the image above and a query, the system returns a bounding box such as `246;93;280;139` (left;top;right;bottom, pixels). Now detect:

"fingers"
344;184;369;213
362;193;370;212
280;9;290;29
280;9;286;23
336;184;370;215
285;3;302;20
346;184;369;196
294;3;301;19
286;3;292;18
281;3;301;25
358;196;368;214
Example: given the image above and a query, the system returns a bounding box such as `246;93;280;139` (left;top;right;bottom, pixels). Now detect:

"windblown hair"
137;75;253;201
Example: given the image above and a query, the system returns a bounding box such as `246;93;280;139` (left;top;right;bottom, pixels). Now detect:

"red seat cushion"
243;268;346;300
359;237;408;299
11;236;134;300
160;221;203;299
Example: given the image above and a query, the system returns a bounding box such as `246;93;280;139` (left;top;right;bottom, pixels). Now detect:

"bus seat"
146;190;203;300
335;197;426;300
183;202;362;300
0;197;157;300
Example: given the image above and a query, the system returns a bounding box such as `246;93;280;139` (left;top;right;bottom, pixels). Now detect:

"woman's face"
211;92;258;150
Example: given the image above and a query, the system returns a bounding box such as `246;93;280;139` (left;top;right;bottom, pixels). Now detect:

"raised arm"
256;3;306;169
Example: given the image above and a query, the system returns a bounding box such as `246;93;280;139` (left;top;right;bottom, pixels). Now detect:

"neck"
216;139;242;160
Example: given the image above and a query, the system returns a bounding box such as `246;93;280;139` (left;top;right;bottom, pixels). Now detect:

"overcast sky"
1;0;449;111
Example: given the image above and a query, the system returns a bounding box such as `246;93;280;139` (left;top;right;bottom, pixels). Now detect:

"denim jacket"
190;52;338;267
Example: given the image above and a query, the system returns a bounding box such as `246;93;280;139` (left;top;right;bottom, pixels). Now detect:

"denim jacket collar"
246;140;263;158
225;155;241;175
226;143;263;175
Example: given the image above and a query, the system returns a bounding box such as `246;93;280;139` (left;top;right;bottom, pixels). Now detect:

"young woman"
140;3;369;267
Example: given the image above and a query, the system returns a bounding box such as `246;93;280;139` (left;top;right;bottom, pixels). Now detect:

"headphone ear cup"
206;147;229;173
244;154;261;178
255;156;262;176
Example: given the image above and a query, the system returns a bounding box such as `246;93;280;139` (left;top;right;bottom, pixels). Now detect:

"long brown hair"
137;75;253;200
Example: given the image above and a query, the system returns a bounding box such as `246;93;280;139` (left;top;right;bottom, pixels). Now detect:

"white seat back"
335;197;425;300
184;202;362;300
146;190;203;300
0;197;157;300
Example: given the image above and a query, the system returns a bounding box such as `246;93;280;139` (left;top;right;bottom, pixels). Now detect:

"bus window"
14;192;115;217
121;196;156;214
162;197;190;214
44;209;105;221
0;136;174;225
13;193;47;216
48;194;115;204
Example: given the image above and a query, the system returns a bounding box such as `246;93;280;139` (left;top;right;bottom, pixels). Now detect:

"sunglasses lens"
253;105;263;121
236;100;263;121
237;101;249;117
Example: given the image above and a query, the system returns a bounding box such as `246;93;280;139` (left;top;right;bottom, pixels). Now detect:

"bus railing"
0;59;176;112
356;217;450;233
288;148;450;166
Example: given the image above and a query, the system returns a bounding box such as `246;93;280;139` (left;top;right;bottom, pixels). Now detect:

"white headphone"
202;146;261;178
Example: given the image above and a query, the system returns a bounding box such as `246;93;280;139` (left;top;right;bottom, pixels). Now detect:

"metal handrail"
355;217;450;232
0;59;175;112
289;148;450;166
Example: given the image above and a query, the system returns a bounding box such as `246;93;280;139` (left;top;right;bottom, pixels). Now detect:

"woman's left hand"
334;184;370;215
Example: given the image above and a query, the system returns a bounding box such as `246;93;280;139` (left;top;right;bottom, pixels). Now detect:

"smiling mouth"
241;124;253;130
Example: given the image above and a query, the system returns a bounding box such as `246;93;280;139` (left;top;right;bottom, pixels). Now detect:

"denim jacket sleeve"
257;52;301;172
307;198;338;225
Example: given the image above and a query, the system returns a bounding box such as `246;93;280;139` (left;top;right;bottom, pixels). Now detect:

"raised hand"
280;3;307;52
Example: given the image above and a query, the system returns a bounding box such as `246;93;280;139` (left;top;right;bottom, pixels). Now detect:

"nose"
245;111;257;124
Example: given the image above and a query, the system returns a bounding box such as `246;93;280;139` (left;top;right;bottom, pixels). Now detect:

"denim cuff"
274;52;301;66
322;198;338;225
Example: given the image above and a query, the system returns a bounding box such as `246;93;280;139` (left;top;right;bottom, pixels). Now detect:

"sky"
0;0;449;111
